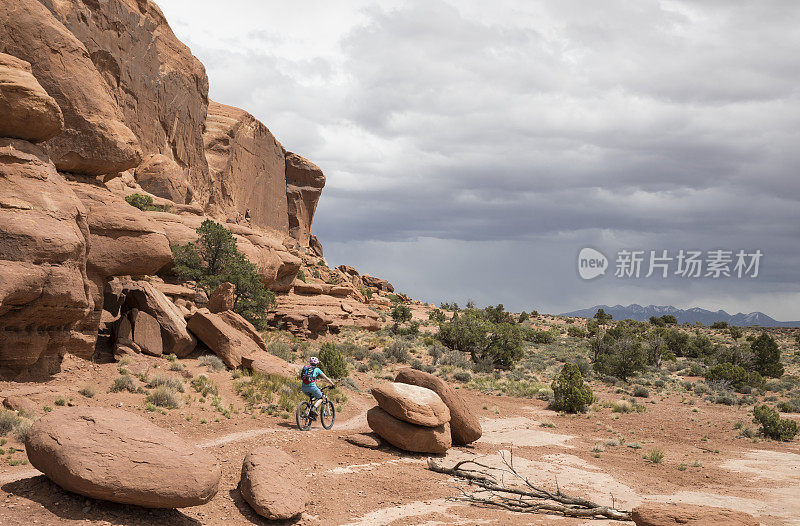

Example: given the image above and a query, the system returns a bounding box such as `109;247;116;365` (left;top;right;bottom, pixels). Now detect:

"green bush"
385;340;411;363
453;370;472;382
550;363;593;413
705;362;764;391
428;309;446;323
318;342;348;378
524;328;558;344
191;375;219;396
78;386;96;398
567;325;587;338
592;327;647;381
437;310;523;369
171;219;275;330
0;410;21;436
753;404;797;441
391;304;412;326
632;385;650;398
125;193;169;212
268;341;294;362
751;333;784;378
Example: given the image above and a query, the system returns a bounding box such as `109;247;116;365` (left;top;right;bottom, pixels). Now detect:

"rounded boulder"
25;407;220;508
371;382;450;427
367;406;451;454
395;368;482;445
239;446;308;520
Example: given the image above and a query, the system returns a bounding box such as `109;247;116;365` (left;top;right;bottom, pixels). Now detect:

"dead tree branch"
427;451;632;521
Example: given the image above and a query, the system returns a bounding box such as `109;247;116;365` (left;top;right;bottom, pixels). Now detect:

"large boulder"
273;293;381;337
207;282;235;313
367;407;451;454
133;154;190;204
0;53;63;142
0;0;142;175
239;446;308;520
631;503;759;526
216;310;267;352
130;309;163;356
371;383;450;427
285;152;325;245
0;139;91;375
122;281;196;357
38;0;210;191
187;309;261;368
362;274;394;293
71;185;172;279
204;101;288;231
25;407;221;508
395;368;482;445
241;351;296;379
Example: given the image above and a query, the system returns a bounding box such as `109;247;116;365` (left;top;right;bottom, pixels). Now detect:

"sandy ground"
1;355;799;525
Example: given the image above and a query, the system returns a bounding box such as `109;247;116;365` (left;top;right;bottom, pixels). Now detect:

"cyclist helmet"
309;356;320;365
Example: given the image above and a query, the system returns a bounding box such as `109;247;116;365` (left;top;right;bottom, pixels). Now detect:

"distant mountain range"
561;304;800;327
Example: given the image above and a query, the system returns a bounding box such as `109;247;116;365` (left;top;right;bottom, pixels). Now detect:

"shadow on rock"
2;476;202;525
229;487;303;525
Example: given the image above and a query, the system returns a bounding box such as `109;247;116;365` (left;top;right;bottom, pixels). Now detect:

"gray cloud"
158;0;800;319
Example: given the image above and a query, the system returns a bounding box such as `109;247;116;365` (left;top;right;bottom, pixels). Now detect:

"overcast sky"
158;0;800;320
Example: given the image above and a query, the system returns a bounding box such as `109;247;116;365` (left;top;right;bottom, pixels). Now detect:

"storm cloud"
158;0;800;319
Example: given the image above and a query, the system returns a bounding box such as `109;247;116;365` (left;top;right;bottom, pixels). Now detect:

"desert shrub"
711;321;729;329
78;385;96;398
649;316;666;327
125;193;169;212
428;308;446;323
550;363;593;413
169;361;185;372
751;333;784;378
575;356;592;379
525;328;558;344
385;340;411;363
439;349;471;368
199;354;226;372
705;362;764;391
147;374;185;393
0;410;22;436
391;303;412;326
753;404;798;441
410;359;424;370
632;385;650;398
54;397;66;406
147;386;180;408
714;343;754;368
593;308;612;324
518;311;529;323
171;219;275;329
268;341;294;362
428;343;445;365
191;375;219;396
567;326;587;338
729;326;743;340
453;370;472;383
351;346;368;361
592;327;647;381
714;391;738;405
368;351;387;369
109;375;137;393
437;310;523;369
611;399;634;413
318;342;348;378
664;329;691;356
645;449;664;464
777;396;800;413
12;418;31;441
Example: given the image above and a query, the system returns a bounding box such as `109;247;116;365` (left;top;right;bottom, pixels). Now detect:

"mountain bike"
296;385;335;430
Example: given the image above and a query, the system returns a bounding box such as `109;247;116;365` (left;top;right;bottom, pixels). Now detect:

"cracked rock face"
0;138;91;375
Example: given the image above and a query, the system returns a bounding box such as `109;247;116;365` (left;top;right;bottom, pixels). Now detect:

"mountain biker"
300;357;334;419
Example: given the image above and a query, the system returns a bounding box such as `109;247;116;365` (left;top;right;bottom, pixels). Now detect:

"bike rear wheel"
296;400;312;430
320;400;335;429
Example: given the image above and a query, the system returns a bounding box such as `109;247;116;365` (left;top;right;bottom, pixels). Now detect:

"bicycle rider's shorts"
302;383;323;400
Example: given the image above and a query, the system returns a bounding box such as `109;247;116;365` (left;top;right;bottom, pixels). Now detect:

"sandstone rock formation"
0;0;142;175
122;280;196;357
285;152;325;244
239;446;308;520
26;407;221;508
129;309;163;356
395;368;482;445
39;0;210;190
272;293;381;337
367;406;451;454
204;101;288;232
187;309;262;368
0;53;63;142
134;154;190;204
207;282;235;313
631;503;759;526
0;138;91;375
3;396;37;416
371;383;451;427
362;274;394;293
241;351;297;379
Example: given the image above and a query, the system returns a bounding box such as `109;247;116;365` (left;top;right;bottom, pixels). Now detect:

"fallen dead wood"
427;450;632;521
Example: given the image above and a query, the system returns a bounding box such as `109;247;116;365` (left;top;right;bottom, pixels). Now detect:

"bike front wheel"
320;400;335;429
296;401;312;430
